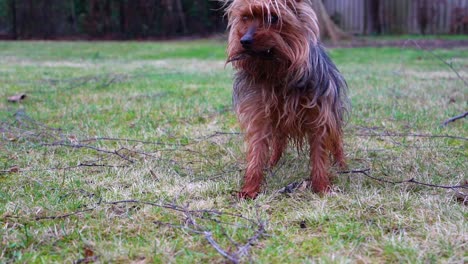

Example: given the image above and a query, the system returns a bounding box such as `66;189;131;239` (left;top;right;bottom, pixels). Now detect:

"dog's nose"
240;35;254;47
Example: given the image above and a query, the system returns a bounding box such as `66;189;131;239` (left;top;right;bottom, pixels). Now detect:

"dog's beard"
228;47;276;63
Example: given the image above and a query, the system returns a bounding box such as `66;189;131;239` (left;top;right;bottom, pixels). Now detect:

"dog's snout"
240;35;254;46
240;25;257;48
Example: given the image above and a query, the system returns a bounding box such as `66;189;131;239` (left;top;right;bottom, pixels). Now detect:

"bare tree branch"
442;111;468;127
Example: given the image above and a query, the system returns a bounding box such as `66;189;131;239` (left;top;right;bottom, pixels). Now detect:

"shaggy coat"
225;0;348;198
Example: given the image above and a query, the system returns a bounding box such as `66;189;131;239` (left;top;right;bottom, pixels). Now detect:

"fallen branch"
346;168;467;190
79;137;186;146
3;199;254;224
197;131;242;141
356;132;467;141
235;222;266;259
41;142;136;164
278;168;467;195
18;162;128;173
2;198;266;263
442;111;468;127
179;203;266;264
34;207;97;221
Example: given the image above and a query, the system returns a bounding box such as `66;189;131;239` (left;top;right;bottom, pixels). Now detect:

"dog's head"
225;0;319;74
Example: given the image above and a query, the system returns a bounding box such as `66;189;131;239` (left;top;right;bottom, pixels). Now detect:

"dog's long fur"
225;0;348;198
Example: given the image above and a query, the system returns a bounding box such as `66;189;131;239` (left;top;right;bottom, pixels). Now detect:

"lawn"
0;39;467;263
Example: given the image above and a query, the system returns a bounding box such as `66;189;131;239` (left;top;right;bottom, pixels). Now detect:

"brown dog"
225;0;348;199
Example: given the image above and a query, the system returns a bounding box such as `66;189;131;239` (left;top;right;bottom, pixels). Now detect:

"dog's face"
226;0;319;70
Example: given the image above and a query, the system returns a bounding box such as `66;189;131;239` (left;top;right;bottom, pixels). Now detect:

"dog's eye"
242;16;250;22
270;14;279;24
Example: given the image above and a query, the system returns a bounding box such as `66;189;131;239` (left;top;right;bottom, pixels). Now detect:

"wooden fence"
323;0;468;34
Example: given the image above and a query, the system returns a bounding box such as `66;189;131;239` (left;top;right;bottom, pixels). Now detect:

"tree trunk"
393;0;409;34
9;0;17;39
417;0;429;34
174;0;187;34
310;0;350;43
103;0;112;34
69;0;78;34
119;0;126;35
161;0;175;36
365;0;382;34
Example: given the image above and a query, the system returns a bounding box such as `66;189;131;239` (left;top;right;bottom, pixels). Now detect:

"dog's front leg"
309;131;331;193
237;99;271;199
239;130;269;199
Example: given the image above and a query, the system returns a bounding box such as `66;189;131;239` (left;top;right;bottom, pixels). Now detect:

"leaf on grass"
131;257;150;264
278;180;309;194
6;133;17;141
149;169;159;181
300;220;307;229
84;247;95;258
75;247;98;264
7;93;27;103
454;192;467;206
9;166;20;173
68;135;79;144
454;181;468;206
109;204;128;216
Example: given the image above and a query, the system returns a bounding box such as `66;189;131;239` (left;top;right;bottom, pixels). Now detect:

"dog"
225;0;348;199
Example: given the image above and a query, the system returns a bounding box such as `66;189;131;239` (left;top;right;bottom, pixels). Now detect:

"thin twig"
79;137;186;146
342;168;467;190
235;222;266;258
406;40;468;87
41;142;136;163
34;207;97;221
104;200;264;263
442;111;468;127
197;131;242;141
278;168;467;195
404;40;468;127
356;132;467;141
11;163;128;173
203;231;240;263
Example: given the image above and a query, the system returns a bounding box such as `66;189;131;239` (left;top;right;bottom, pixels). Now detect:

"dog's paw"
236;191;258;200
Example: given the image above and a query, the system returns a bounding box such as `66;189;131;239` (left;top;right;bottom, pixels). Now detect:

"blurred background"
0;0;467;40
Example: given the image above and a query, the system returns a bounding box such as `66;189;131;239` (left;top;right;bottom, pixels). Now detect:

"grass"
0;39;467;263
359;34;468;41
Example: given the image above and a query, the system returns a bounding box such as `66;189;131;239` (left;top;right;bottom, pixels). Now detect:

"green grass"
359;34;468;41
0;40;467;263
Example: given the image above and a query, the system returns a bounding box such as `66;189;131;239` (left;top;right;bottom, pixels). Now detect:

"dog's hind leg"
331;135;346;169
325;129;346;170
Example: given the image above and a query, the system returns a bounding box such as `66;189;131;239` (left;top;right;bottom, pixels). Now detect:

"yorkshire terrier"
225;0;348;199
